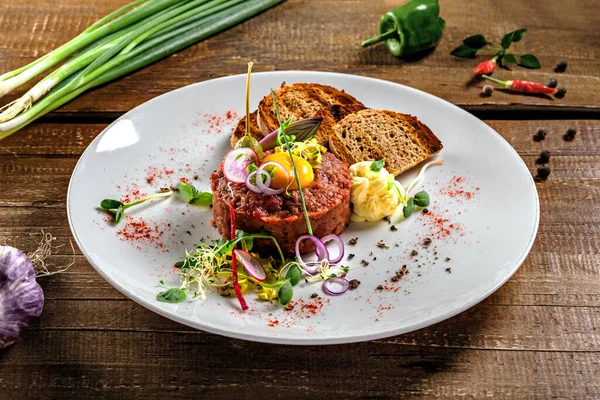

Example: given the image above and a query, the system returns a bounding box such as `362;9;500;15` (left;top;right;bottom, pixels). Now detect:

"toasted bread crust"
257;82;365;145
329;109;443;176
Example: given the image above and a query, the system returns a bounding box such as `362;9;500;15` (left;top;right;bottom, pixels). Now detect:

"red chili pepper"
482;75;557;95
510;80;557;94
229;205;248;311
474;58;497;75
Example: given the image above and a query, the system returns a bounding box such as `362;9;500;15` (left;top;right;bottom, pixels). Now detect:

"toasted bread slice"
329;109;443;176
229;110;264;148
257;83;365;145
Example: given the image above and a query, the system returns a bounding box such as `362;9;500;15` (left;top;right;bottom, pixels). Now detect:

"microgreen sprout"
101;182;211;224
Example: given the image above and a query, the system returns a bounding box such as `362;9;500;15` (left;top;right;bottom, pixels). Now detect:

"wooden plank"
0;330;598;399
0;0;599;116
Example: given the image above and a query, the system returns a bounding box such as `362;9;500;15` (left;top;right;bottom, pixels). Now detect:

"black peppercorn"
547;78;558;88
555;60;568;72
555;86;567;98
536;150;551;165
533;128;547;142
564;128;577;141
536;165;551;180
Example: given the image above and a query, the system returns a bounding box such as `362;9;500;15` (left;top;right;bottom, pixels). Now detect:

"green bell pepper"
361;0;445;57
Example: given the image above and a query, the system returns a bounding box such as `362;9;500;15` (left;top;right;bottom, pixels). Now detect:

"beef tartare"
211;152;352;254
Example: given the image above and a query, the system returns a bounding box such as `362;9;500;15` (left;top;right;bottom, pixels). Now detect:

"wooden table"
1;0;599;397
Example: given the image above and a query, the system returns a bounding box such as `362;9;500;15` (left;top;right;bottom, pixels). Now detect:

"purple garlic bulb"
0;246;44;349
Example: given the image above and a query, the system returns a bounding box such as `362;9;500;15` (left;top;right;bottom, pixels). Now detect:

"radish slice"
320;234;344;264
233;249;267;282
223;148;258;183
323;277;350;296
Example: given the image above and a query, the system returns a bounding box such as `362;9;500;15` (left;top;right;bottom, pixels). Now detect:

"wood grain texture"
1;119;599;398
0;0;599;118
1;0;599;397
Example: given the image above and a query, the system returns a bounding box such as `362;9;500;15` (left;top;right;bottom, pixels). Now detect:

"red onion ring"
256;161;286;195
320;234;344;264
245;171;263;194
322;277;350;296
295;235;329;273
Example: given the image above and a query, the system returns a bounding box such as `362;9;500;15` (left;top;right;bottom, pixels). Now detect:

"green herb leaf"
463;34;488;49
511;28;527;42
414;190;430;207
235;230;255;252
176;182;212;206
501;29;527;49
101;199;124;209
246;163;258;173
370;159;385;172
174;261;185;268
157;287;187;303
503;53;518;65
403;197;416;218
115;207;125;223
285;264;302;286
192;192;212;207
277;280;293;305
518;54;541;69
450;44;478;58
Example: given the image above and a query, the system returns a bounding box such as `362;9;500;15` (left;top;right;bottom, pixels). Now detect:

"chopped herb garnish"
370;159;385;172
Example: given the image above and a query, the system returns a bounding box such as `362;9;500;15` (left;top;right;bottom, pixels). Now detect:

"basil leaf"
192;192;212;207
414;190;430;207
285;264;302;286
501;29;527;49
157;288;186;303
503;53;518;65
101;199;124;209
511;28;527;42
463;34;488;49
370;159;385;172
518;54;541;69
403;197;415;218
277;280;294;305
451;44;478;58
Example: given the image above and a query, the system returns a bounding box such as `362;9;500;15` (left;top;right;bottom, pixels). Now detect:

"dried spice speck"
445;256;451;261
422;208;429;214
390;225;398;231
410;250;419;257
376;285;384;291
361;260;370;266
445;268;452;274
349;279;361;289
377;240;389;249
310;293;319;299
349;237;358;245
348;254;355;260
423;237;432;246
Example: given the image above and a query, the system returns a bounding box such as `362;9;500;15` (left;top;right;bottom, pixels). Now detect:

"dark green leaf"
100;199;124;209
176;181;198;203
277;280;293;305
115;207;124;223
501;32;514;49
463;34;488;49
403;197;415;218
414;191;430;207
370;159;385;172
501;29;527;48
157;288;187;303
511;28;527;42
518;54;541;69
450;44;478;58
174;261;185;268
192;192;212;207
285;264;302;286
503;53;518;65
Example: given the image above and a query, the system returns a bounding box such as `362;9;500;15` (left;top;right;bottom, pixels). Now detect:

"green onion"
0;0;285;139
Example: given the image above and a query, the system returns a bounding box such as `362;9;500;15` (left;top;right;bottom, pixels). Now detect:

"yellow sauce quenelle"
349;161;401;222
262;152;314;189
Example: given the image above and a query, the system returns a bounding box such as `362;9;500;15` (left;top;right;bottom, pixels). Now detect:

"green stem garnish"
270;89;313;236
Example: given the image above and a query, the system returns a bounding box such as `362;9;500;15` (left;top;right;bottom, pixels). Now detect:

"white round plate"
68;71;539;345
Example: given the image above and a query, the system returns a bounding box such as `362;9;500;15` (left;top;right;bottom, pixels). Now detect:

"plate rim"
67;70;540;345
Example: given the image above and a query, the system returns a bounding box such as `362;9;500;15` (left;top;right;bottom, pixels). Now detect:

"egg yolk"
262;153;314;189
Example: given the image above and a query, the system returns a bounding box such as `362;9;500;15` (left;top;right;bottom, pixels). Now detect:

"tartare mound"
211;152;352;254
